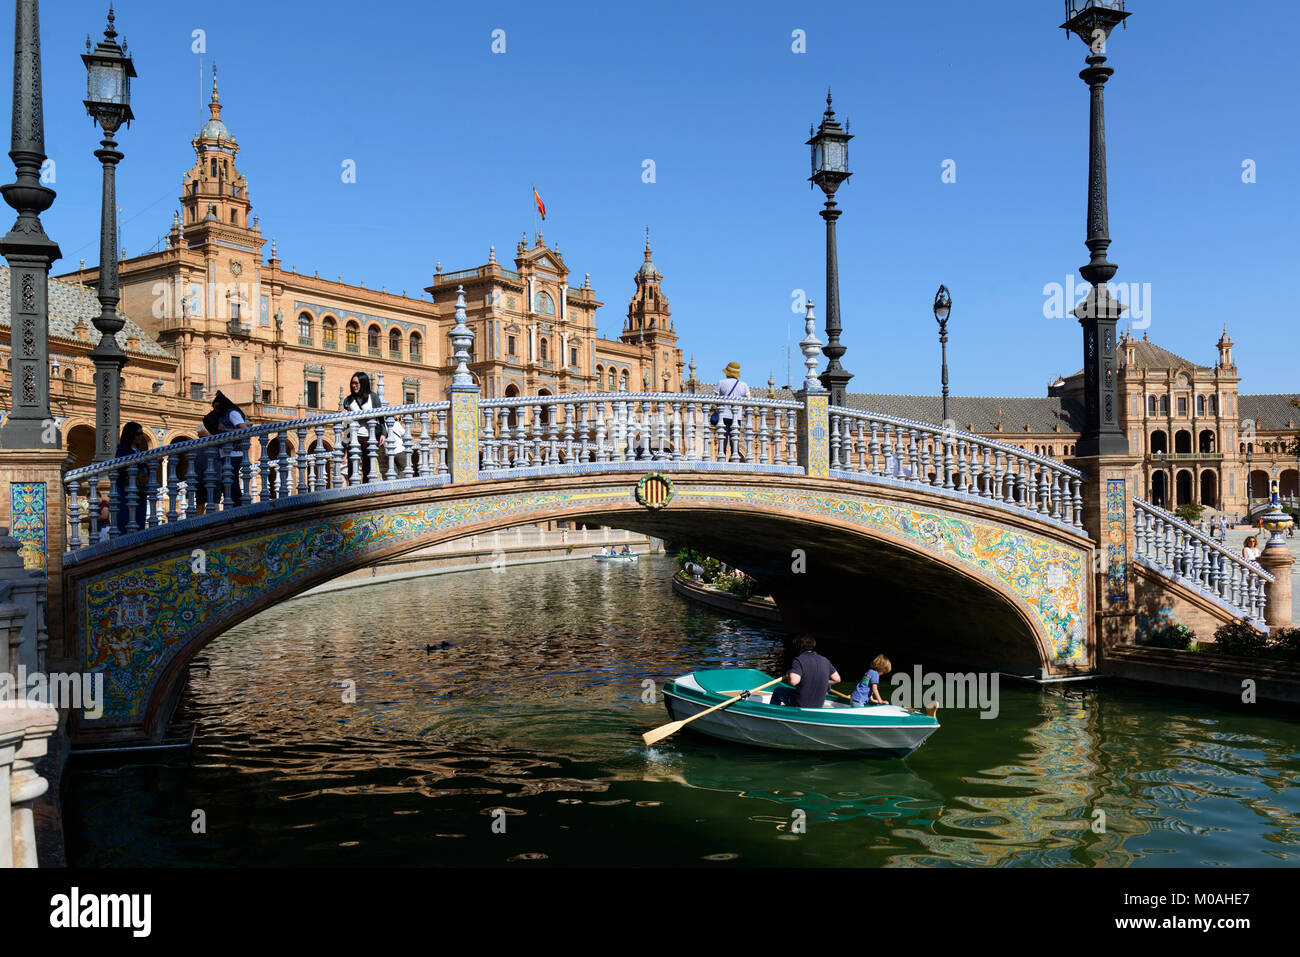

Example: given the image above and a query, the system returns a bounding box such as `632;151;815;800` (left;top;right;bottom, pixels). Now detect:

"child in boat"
851;655;892;707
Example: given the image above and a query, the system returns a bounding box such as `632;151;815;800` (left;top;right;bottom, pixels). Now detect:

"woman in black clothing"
114;421;150;533
343;371;386;484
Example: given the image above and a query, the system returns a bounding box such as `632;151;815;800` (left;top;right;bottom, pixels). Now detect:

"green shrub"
1268;627;1300;663
702;557;722;583
1175;503;1205;524
1142;623;1195;650
1213;619;1271;658
713;574;756;599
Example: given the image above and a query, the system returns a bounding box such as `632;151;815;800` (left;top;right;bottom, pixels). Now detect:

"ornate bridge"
54;386;1284;743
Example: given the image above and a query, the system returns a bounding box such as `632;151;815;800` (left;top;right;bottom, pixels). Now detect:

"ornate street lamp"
0;0;62;450
808;90;853;406
82;4;136;461
933;285;953;425
1246;445;1254;513
1061;1;1130;458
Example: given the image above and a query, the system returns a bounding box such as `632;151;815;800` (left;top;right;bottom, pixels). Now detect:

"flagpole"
532;182;537;242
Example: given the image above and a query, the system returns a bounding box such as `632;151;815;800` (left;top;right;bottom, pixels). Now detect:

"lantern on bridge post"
83;5;137;462
807;91;853;407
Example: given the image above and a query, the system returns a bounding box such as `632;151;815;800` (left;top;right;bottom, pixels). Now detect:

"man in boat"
620;545;632;556
772;634;840;708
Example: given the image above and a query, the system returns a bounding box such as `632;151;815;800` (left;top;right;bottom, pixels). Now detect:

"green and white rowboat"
593;553;638;563
661;668;940;757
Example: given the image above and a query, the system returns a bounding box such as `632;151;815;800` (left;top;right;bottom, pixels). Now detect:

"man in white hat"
714;361;750;462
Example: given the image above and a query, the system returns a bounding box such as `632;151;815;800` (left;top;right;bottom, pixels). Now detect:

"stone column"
0;450;69;663
1;701;57;867
1260;543;1294;629
1069;452;1142;661
796;389;830;479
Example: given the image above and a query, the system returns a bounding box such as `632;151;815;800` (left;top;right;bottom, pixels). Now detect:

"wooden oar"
642;677;782;746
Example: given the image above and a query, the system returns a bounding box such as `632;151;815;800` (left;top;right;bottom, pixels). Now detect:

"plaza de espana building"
1;72;1296;521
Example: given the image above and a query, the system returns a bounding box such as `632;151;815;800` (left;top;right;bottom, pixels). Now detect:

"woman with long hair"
114;421;150;533
343;371;386;484
208;391;248;507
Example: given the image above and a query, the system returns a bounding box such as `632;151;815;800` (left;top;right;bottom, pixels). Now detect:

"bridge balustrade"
62;402;454;548
61;392;1098;556
1132;498;1272;621
830;409;1085;530
478;392;804;471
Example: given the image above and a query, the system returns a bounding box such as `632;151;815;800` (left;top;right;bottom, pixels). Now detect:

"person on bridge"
851;655;893;707
209;392;247;507
713;362;750;462
113;422;151;533
344;371;387;484
773;634;840;708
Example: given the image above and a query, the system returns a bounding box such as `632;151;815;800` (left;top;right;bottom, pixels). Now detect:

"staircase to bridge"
26;387;1288;744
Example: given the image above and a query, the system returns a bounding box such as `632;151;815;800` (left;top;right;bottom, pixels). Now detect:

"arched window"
539;338;548;361
1146;395;1156;415
1209;395;1217;414
620;370;629;392
409;332;422;362
367;325;381;355
1150;430;1168;454
534;291;555;316
1196;395;1205;415
298;312;313;343
389;328;402;358
608;369;617;391
346;321;360;353
322;317;336;348
1159;395;1169;415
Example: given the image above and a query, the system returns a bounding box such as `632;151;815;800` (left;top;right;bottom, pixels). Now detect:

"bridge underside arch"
64;473;1092;742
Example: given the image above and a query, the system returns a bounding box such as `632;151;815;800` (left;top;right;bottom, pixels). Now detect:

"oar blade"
642;720;686;746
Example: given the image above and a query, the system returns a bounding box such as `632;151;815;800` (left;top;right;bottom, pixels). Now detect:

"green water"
63;555;1300;867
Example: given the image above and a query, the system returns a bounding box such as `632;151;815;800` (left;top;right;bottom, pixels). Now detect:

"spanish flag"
533;186;546;221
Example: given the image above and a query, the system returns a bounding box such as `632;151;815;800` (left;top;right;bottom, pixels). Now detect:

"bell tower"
621;229;682;390
179;65;258;247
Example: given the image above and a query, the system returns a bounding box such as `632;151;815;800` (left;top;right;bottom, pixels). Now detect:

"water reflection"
62;555;1300;868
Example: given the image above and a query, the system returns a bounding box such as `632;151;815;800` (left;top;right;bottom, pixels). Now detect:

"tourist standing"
209;391;247;507
713;362;749;462
1242;536;1261;562
344;371;386;484
113;422;150;533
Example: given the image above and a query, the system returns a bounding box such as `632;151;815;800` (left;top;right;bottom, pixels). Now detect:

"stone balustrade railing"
829;408;1086;530
477;392;805;472
1132;498;1272;621
61;391;1099;556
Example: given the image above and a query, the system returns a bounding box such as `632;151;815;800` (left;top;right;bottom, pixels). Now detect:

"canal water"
64;555;1300;867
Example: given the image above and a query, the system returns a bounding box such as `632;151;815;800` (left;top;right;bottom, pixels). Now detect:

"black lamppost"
0;0;61;451
1246;445;1254;513
1061;1;1130;458
807;90;853;406
933;285;953;425
82;4;136;462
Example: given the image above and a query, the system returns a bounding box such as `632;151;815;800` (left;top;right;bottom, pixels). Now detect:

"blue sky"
33;0;1300;396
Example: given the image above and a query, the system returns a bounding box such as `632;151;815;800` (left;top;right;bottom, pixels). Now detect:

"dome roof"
199;118;233;143
638;258;660;279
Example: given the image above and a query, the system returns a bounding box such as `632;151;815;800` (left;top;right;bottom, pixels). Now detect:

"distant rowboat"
593;553;638;563
661;668;939;757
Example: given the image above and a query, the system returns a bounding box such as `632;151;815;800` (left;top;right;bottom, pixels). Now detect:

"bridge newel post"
1069;453;1142;661
796;388;831;478
1259;542;1295;630
445;284;480;484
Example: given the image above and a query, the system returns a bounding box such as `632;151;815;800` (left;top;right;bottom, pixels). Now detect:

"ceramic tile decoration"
10;481;47;571
76;479;1087;727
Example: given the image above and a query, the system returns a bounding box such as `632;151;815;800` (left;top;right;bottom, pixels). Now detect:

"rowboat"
660;668;939;757
593;553;638;563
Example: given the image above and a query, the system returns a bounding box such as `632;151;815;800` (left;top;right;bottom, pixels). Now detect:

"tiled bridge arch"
65;470;1094;743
